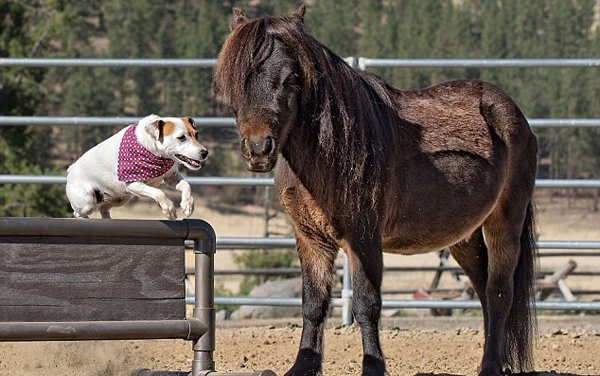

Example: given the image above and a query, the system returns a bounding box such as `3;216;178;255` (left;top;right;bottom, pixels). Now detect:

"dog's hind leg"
98;206;112;219
73;211;90;219
67;186;97;219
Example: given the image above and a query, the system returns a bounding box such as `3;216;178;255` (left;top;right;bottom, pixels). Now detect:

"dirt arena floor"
1;317;599;376
1;193;598;375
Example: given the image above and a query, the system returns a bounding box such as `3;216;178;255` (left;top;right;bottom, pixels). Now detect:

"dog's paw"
181;195;194;217
160;200;177;220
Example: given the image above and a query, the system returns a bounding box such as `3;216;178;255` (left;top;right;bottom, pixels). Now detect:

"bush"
234;248;298;295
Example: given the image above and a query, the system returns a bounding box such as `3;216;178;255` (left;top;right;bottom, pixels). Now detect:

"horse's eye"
178;135;186;142
283;74;297;86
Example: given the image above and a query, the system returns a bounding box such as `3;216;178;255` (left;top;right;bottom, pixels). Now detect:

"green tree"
105;0;162;115
39;1;118;159
308;0;359;57
359;0;384;58
0;0;70;217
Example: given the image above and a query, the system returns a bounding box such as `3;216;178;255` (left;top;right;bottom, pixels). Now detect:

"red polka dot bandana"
117;123;175;182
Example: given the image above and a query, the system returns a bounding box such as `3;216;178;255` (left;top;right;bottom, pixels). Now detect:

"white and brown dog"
66;114;208;219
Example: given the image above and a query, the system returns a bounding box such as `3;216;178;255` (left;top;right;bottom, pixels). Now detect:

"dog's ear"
231;7;248;31
186;117;196;130
145;119;166;143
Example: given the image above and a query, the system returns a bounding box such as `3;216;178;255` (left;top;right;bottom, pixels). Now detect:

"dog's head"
143;115;208;170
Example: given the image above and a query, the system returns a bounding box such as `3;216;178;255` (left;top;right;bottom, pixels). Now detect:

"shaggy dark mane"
215;16;401;218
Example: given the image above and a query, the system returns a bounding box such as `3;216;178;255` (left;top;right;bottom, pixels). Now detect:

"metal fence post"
192;238;216;376
341;253;353;326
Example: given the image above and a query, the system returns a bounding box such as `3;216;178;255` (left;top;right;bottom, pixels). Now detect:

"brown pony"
214;6;538;376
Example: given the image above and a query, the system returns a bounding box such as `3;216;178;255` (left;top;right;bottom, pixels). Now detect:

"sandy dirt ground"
1;192;599;375
1;317;599;376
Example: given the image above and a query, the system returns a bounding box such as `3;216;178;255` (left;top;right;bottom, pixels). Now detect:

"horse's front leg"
342;236;385;376
285;232;338;376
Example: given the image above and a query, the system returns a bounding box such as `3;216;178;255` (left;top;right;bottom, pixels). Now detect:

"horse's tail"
505;201;537;372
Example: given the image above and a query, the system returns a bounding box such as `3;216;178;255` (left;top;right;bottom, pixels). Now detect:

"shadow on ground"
416;373;599;376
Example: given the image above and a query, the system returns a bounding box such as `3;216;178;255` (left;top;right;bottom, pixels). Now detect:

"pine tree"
359;0;384;57
41;1;118;158
105;0;162;115
308;0;359;57
0;0;70;217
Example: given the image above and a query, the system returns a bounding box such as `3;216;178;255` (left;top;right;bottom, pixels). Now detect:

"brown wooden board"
0;237;185;322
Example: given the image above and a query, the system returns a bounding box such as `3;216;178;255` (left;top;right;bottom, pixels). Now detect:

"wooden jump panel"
0;237;185;322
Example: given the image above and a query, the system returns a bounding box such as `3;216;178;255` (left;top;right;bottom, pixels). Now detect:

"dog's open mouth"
175;154;201;168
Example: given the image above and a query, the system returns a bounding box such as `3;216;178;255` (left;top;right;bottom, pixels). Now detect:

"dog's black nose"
200;149;209;160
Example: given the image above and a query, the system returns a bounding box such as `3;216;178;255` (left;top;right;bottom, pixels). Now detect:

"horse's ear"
231;7;248;31
290;4;306;23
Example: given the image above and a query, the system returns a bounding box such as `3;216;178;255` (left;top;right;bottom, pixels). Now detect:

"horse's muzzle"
240;136;277;172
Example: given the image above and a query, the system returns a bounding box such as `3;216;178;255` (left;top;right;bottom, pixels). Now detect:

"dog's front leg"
126;181;177;220
165;172;194;217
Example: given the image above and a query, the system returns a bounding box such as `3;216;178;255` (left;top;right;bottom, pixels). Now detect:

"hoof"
362;354;386;376
284;349;321;376
478;367;505;376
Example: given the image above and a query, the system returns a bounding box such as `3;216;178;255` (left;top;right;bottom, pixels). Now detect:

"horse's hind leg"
449;228;489;364
285;230;338;376
342;236;385;376
480;198;536;376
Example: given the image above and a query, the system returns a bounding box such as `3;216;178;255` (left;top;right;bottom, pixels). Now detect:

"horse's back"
395;79;533;160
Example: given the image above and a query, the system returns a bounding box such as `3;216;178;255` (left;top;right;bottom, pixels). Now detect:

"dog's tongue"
176;154;201;168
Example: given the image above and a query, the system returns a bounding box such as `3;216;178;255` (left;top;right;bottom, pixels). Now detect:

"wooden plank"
0;237;185;322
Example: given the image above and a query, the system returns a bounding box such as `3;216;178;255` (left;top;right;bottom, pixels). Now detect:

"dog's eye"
194;133;200;141
177;135;186;142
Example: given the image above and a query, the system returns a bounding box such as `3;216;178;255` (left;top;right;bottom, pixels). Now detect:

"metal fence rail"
0;58;218;68
0;175;275;186
208;267;600;277
209;238;600;251
3;57;600;68
2;116;600;128
0;116;236;128
1;174;599;189
357;58;600;70
204;297;600;312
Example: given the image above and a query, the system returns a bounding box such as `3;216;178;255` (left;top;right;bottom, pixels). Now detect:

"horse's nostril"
263;137;274;155
241;138;251;156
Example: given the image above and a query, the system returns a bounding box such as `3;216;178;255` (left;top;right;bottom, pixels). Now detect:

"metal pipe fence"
3;57;600;320
0;116;235;128
1;175;599;189
2;116;600;128
207;267;600;277
191;236;600;316
0;58;218;68
357;58;600;70
203;297;600;312
3;57;600;68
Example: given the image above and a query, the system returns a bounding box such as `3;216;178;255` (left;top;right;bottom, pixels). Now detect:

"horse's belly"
381;222;482;255
381;151;504;255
